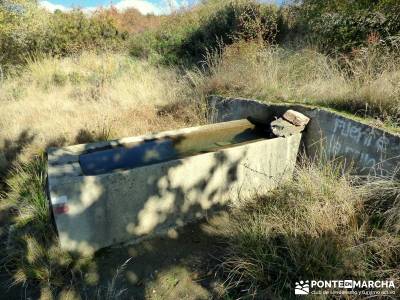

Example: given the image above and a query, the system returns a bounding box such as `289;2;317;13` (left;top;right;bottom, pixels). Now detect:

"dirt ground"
90;212;230;300
0;212;231;300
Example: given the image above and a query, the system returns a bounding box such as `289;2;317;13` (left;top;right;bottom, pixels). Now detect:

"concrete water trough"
47;119;302;254
209;96;400;175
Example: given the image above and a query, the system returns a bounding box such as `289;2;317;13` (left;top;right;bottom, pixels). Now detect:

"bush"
0;1;126;71
307;11;399;53
129;0;279;65
179;0;278;65
96;7;163;34
129;9;202;65
44;10;127;57
0;0;50;69
289;0;400;53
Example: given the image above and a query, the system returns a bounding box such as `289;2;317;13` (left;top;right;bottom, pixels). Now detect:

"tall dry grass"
216;160;400;298
191;40;400;125
0;52;205;173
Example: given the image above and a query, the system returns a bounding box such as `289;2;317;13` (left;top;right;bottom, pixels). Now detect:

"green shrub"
130;0;279;65
307;11;399;53
0;1;127;71
0;0;50;69
44;10;126;57
129;11;201;65
178;1;278;65
289;0;400;53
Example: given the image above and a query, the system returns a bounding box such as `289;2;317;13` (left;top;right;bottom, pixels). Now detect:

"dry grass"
215;160;400;298
1;28;400;299
1;155;83;292
0;52;205;173
0;51;206;297
191;40;400;125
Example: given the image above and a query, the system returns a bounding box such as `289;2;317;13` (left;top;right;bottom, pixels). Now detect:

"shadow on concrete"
49;119;266;254
54;126;253;298
0;128;118;299
0;125;252;299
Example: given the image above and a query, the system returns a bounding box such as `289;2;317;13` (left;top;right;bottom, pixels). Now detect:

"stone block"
283;110;310;127
271;118;305;137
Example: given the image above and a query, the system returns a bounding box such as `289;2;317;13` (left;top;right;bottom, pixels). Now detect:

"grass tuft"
217;160;400;298
1;155;84;291
4;154;49;227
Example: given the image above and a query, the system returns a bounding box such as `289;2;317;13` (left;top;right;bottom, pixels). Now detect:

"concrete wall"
48;122;302;254
209;96;400;175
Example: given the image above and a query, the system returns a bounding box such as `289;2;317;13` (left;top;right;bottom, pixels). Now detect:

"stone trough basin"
47;119;302;254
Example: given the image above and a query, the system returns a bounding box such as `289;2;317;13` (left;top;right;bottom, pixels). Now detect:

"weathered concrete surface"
209;96;400;175
48;121;302;254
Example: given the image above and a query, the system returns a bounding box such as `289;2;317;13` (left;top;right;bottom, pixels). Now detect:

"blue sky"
45;0;277;7
52;0;111;6
47;0;190;7
39;0;282;15
39;0;199;14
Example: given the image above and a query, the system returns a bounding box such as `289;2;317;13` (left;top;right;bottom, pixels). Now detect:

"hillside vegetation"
1;0;400;299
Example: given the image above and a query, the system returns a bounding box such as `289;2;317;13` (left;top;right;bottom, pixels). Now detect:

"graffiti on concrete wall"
328;118;391;168
208;96;400;174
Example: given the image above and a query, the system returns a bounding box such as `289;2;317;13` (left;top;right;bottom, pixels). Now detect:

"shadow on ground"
0;126;240;300
88;213;230;300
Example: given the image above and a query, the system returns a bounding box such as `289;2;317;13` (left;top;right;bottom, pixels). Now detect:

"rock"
271;118;305;137
283;110;310;127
